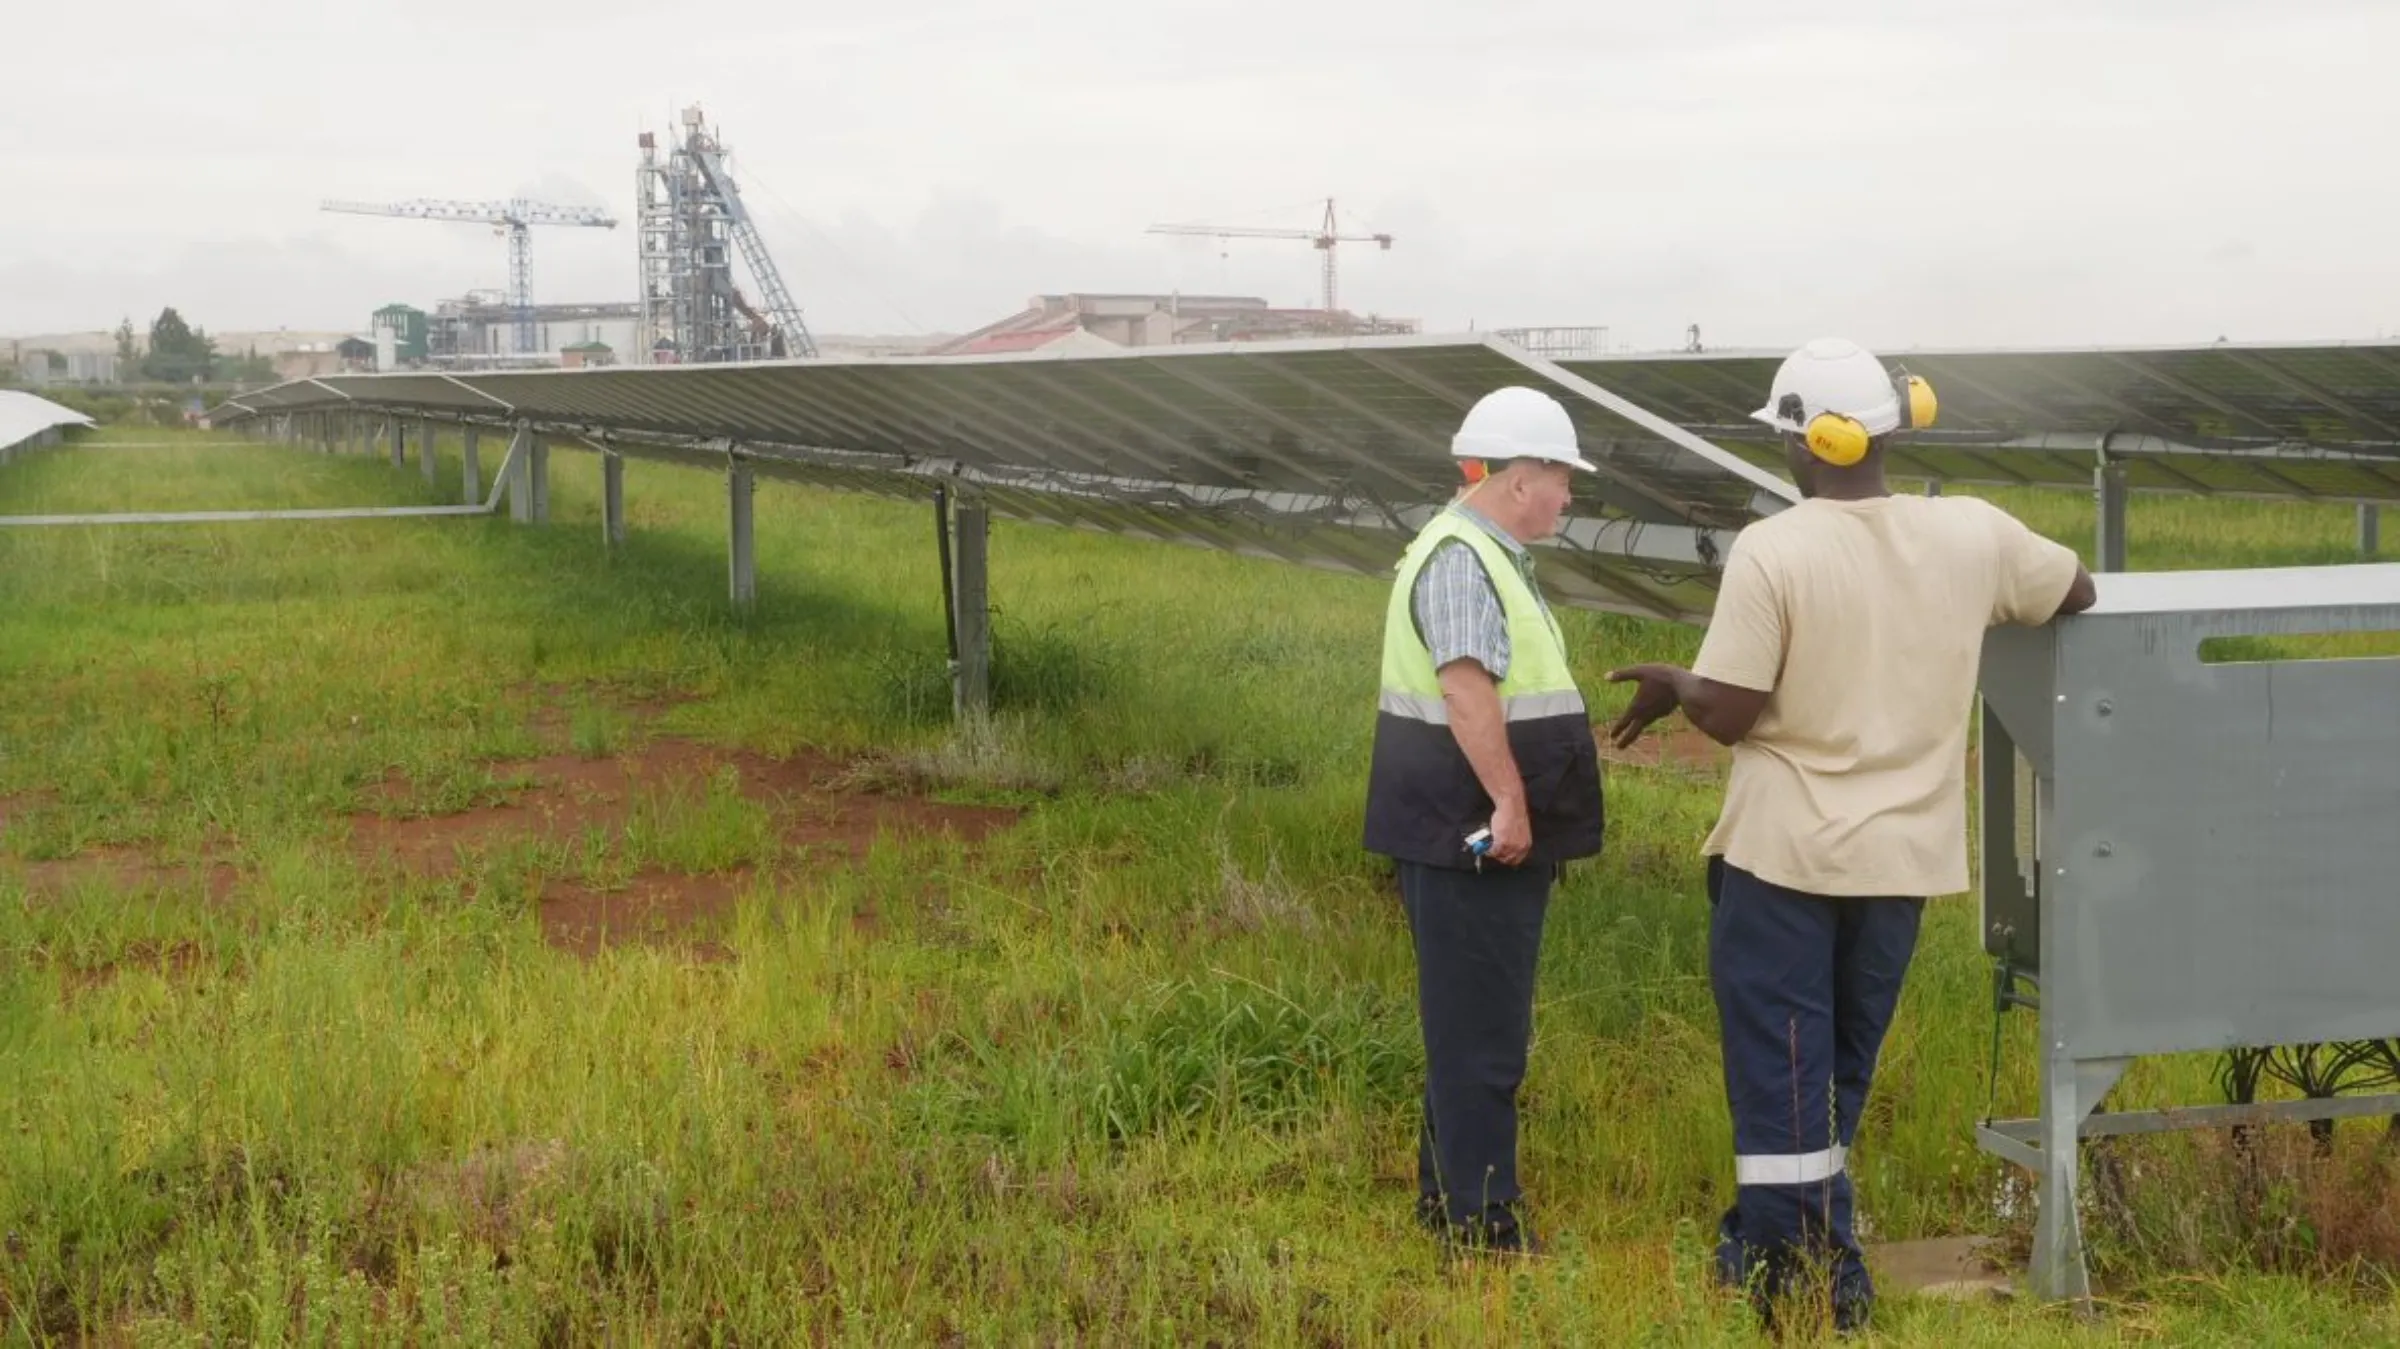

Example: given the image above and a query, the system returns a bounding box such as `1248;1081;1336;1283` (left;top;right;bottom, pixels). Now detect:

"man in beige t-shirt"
1607;337;2095;1333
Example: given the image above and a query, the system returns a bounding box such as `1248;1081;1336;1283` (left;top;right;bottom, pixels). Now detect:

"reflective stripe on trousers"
1378;688;1586;725
1734;1145;1847;1188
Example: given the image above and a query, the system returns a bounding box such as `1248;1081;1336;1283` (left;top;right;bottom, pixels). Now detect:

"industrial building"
8;347;120;386
931;293;1419;357
272;339;376;381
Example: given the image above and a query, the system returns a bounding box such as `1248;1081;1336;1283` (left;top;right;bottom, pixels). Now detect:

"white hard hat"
1451;386;1597;472
1750;338;1907;437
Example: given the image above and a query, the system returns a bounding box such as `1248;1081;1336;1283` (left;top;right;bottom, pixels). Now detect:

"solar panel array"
1564;340;2400;503
212;336;1800;624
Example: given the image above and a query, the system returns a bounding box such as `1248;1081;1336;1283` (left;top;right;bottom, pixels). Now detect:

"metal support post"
2095;461;2128;573
951;497;992;720
419;418;438;487
2360;504;2382;557
727;459;756;609
603;454;626;549
386;416;403;469
506;427;533;524
1926;479;1943;497
461;428;481;504
527;438;550;524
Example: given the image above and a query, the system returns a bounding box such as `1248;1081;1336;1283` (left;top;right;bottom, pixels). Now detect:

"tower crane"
321;198;619;356
1146;197;1393;322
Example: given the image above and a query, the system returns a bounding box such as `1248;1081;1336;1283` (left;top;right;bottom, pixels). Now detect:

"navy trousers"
1397;858;1552;1239
1706;856;1923;1320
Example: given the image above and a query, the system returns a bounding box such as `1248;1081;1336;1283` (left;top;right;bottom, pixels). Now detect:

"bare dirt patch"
0;789;49;833
55;939;210;998
353;740;1015;874
1866;1236;2013;1302
356;736;1021;957
1597;722;1729;773
539;871;745;960
508;679;706;742
4;788;244;901
3;847;240;902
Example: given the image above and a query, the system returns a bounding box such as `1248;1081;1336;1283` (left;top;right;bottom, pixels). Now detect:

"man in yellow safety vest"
1362;385;1608;1254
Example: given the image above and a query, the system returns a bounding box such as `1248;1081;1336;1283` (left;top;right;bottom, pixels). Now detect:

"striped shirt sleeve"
1411;540;1510;681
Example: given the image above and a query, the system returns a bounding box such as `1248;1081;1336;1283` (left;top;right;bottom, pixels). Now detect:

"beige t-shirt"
1692;494;2083;898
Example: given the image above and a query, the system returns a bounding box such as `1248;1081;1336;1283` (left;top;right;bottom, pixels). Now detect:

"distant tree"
141;306;217;383
114;316;142;365
39;350;66;374
221;344;276;382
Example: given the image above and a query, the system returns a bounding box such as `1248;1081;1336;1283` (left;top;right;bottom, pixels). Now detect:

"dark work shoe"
1445;1207;1542;1258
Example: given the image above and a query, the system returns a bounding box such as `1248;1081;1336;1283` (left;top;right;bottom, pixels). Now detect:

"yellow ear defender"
1785;369;1938;467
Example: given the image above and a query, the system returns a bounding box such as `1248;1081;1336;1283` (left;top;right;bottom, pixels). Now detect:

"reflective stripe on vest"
1377;688;1587;725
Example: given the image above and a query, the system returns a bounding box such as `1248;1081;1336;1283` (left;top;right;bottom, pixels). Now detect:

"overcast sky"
6;0;2395;350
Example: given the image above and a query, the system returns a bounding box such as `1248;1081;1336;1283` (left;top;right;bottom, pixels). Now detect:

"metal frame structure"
635;106;818;364
322;199;620;356
1146;197;1396;326
0;413;526;528
1976;564;2400;1304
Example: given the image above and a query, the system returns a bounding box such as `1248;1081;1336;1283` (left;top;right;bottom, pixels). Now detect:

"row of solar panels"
215;334;2400;506
1566;339;2400;503
202;333;2400;622
212;339;1786;624
212;336;1796;528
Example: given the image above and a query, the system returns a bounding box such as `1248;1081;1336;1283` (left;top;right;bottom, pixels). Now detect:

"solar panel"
0;390;95;455
1563;340;2400;504
209;335;1801;624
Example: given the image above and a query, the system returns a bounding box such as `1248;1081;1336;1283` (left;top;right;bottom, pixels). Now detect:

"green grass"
2;429;2397;1344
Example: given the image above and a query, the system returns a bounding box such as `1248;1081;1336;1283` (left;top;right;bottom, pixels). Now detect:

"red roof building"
930;293;1416;357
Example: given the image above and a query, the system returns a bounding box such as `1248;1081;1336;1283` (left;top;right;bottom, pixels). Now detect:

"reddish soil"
538;871;745;961
3;725;1019;962
1596;722;1729;771
57;939;209;997
354;735;1020;957
4;847;241;902
3;788;240;901
352;740;1016;875
0;789;42;832
508;680;704;739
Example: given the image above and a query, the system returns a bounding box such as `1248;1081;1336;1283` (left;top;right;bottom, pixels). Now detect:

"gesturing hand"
1604;664;1685;750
